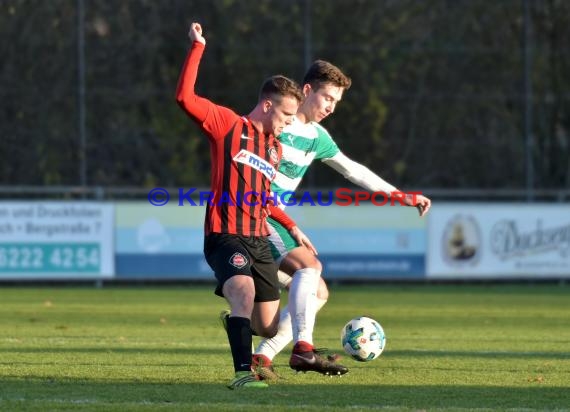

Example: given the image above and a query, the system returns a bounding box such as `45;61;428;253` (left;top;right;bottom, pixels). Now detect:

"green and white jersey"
272;117;340;204
268;116;399;259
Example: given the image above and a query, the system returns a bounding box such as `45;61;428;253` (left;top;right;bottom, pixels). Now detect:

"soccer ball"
340;316;386;362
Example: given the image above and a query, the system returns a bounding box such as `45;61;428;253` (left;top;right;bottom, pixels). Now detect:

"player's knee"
288;249;322;272
310;258;323;272
231;287;255;308
223;279;255;314
230;298;254;316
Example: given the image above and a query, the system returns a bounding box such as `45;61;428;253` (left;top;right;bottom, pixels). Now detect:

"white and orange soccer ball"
340;316;386;362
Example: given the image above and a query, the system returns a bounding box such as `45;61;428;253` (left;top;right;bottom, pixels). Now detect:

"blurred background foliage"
1;0;569;191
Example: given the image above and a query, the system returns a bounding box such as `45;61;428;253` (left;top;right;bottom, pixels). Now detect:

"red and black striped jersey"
175;41;288;236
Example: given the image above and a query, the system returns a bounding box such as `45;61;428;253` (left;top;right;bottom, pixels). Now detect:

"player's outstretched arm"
323;152;431;216
322;152;397;194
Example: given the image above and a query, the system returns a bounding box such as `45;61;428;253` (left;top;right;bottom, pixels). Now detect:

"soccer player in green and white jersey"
252;60;432;379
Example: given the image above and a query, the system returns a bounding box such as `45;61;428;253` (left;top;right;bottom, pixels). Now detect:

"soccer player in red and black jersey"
175;22;315;389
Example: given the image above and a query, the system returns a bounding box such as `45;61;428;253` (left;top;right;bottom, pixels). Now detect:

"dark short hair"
303;60;352;90
259;75;304;103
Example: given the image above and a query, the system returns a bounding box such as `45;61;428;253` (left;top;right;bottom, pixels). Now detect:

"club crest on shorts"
229;252;248;269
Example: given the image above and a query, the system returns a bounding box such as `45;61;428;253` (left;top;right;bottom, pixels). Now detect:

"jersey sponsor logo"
229;252;248;269
240;134;253;140
233;149;277;180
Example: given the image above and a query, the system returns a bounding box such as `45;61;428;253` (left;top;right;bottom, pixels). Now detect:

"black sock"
226;316;252;373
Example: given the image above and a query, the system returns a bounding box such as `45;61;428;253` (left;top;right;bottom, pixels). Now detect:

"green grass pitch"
0;284;569;411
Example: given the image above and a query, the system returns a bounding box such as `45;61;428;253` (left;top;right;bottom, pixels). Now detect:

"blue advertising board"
115;202;427;279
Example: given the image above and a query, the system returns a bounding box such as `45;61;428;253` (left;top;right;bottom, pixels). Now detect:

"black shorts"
204;233;280;302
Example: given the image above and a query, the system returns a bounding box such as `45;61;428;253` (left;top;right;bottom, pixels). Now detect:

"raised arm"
175;23;237;138
175;23;209;122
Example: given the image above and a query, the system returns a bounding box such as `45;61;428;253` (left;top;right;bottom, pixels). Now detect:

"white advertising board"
0;202;114;279
427;203;570;278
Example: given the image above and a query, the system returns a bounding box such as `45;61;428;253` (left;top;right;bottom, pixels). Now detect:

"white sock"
288;268;321;346
255;297;328;360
